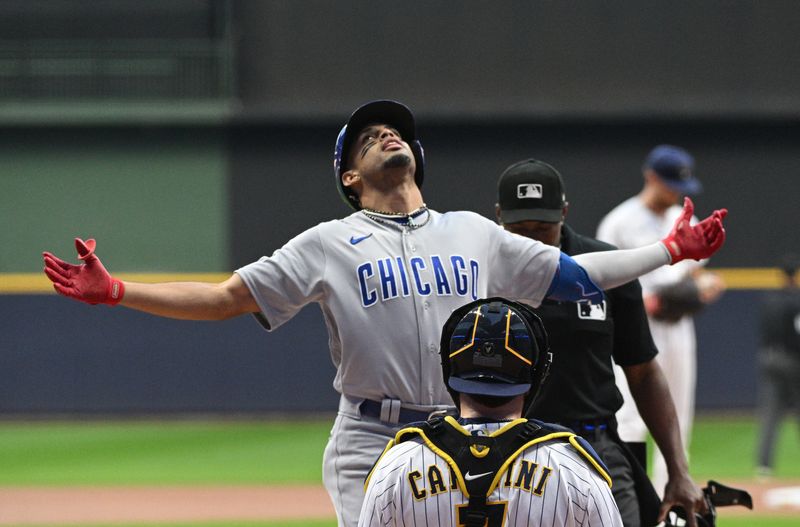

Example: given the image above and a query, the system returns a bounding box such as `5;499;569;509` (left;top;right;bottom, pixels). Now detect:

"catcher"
360;297;624;527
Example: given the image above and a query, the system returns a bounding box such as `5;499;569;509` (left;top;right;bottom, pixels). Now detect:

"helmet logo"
474;343;503;368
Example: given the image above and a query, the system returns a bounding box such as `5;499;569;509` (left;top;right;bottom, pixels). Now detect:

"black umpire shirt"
527;224;658;423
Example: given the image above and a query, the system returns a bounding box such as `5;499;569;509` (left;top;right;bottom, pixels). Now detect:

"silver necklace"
361;204;431;230
361;204;428;217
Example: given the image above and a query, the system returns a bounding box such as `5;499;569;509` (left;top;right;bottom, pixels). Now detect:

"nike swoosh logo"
464;470;493;481
349;233;374;245
577;282;601;298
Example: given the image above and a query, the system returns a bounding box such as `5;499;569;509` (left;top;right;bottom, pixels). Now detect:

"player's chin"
383;153;412;170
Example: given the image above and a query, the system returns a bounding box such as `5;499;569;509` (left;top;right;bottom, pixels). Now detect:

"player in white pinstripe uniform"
43;102;727;527
360;298;623;527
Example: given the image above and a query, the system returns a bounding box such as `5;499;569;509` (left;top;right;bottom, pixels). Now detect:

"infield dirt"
1;480;798;524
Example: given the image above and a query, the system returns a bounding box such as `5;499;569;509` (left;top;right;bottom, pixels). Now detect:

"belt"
359;399;448;425
560;419;610;434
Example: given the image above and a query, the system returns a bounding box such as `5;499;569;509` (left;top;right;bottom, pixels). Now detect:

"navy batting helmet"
440;298;551;408
333;100;425;210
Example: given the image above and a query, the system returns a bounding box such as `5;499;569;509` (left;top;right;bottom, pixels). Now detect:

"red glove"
661;197;728;264
42;238;125;305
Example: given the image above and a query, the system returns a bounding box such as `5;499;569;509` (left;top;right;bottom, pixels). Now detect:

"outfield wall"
1;294;338;414
3;0;798;414
0;121;792;414
0;289;760;414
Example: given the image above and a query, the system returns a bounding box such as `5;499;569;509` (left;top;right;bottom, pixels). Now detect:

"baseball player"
360;297;623;527
43;101;727;527
495;159;704;527
756;254;800;478
596;145;726;497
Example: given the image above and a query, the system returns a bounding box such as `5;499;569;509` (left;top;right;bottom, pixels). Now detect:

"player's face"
503;220;562;247
348;124;414;175
647;170;683;207
656;181;682;207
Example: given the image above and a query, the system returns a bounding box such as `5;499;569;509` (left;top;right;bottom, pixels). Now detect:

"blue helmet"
440;298;551;406
333;100;425;210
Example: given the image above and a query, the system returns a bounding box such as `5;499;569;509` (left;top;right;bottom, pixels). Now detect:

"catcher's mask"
440;298;551;410
333;100;425;210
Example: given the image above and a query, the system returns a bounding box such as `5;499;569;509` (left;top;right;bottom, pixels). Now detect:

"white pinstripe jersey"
235;209;559;406
359;420;623;527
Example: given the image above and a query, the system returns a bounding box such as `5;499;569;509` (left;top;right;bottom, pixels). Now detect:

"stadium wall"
1;120;791;414
3;0;798;414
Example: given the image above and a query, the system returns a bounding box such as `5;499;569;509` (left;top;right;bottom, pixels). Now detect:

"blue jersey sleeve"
545;252;605;304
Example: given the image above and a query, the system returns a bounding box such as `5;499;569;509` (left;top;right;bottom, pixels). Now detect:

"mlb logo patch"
517;183;543;199
577;301;607;321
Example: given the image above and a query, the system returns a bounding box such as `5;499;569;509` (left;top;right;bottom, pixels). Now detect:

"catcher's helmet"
333;100;425;210
440;298;551;408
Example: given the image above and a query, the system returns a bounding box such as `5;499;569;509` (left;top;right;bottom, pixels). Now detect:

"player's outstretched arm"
43;238;259;320
573;198;727;290
121;275;258;320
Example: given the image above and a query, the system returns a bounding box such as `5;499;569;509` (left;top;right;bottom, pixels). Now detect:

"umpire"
495;159;704;527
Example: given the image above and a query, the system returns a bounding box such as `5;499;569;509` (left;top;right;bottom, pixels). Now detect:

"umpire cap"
440;298;550;401
497;159;566;224
333;100;425;210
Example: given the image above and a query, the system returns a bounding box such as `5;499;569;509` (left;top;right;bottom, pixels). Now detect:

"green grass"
2;414;797;485
0;419;331;485
0;414;797;527
683;413;799;481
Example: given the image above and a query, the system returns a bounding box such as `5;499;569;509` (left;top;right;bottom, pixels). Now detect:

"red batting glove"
661;197;728;264
42;238;125;305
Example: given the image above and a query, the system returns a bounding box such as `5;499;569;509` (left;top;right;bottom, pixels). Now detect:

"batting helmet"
333;100;425;210
440;298;551;409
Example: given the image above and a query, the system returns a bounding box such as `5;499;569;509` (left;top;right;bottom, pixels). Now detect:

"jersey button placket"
404;229;428;402
405;228;417;253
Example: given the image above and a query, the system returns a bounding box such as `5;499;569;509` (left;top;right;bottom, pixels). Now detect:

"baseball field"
0;413;797;526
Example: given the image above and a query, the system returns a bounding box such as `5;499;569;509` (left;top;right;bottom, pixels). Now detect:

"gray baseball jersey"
235;208;559;526
359;420;623;527
236;209;559;406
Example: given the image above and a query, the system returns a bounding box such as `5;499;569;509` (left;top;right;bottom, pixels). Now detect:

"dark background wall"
0;291;758;414
234;1;800;120
2;0;798;414
228;120;799;269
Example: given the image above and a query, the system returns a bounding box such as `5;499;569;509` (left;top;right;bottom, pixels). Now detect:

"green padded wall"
0;128;227;272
